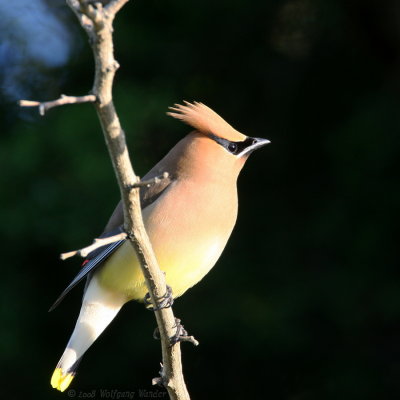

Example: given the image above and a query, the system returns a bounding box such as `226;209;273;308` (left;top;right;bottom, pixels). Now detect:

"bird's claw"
153;318;199;346
170;318;188;345
144;285;174;311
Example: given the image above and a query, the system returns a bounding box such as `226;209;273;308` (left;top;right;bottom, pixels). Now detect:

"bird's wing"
102;167;173;233
49;170;175;311
48;239;125;311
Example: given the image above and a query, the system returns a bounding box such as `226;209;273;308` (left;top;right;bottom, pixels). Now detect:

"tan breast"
97;176;238;300
144;177;238;296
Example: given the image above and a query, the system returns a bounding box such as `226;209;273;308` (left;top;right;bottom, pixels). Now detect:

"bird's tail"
51;278;125;392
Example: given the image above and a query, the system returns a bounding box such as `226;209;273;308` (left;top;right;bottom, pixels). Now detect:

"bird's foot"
170;318;187;345
144;285;174;311
153;318;199;346
170;318;199;346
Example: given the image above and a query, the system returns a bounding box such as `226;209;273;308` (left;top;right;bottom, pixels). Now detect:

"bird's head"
167;101;270;179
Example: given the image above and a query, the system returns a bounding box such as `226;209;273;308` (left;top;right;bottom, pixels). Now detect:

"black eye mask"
208;134;257;155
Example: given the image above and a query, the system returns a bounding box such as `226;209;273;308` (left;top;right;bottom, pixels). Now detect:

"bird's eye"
227;142;238;153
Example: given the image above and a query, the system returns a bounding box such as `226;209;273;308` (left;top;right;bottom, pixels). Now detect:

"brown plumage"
167;101;247;141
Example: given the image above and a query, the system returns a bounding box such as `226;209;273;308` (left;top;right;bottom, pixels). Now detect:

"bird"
50;101;270;391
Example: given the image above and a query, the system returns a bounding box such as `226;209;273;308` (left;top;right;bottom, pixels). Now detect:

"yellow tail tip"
51;368;75;392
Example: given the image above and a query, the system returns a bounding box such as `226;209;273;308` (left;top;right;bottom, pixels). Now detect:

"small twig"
60;232;127;260
19;94;96;116
152;363;165;386
174;336;199;347
105;0;130;16
152;377;164;387
128;172;169;189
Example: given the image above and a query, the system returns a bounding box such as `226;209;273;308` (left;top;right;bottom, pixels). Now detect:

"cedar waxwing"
50;101;270;391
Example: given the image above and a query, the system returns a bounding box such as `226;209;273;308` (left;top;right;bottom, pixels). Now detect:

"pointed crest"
167;101;246;141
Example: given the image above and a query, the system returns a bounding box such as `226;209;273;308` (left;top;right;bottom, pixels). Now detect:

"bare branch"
63;1;192;399
19;94;96;116
60;232;128;260
175;336;200;346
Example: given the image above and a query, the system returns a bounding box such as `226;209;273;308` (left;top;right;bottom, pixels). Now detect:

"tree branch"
60;232;128;260
20;0;192;398
19;94;96;115
67;1;191;398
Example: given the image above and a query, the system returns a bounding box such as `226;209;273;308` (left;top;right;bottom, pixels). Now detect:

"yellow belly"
96;236;224;301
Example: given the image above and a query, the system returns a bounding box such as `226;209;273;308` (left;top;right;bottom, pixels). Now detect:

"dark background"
1;0;399;399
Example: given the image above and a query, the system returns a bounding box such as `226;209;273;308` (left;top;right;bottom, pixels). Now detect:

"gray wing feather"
103;169;173;233
48;239;125;311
